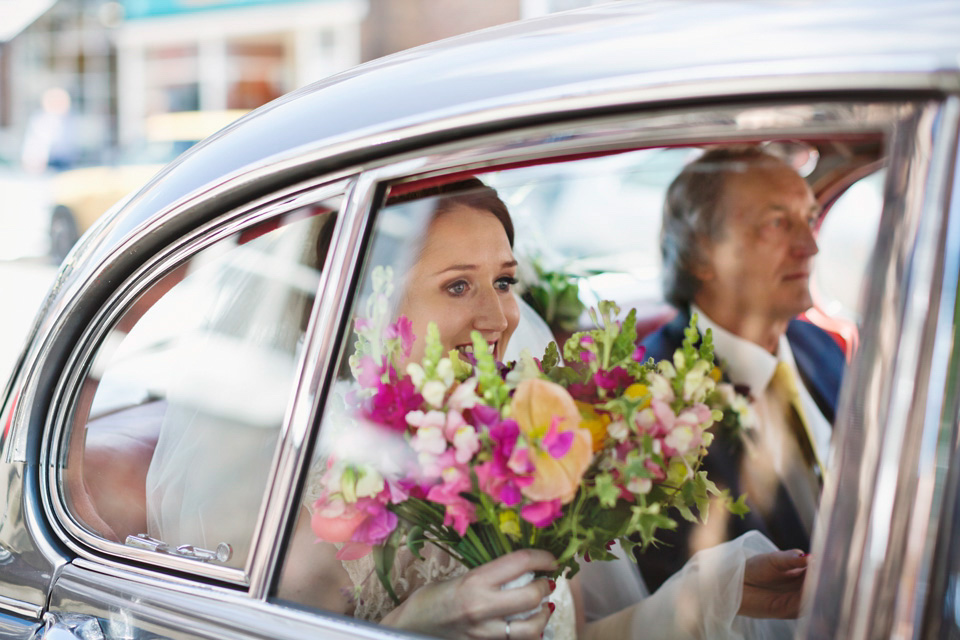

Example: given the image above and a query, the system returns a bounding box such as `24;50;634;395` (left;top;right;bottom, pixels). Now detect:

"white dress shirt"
690;304;833;468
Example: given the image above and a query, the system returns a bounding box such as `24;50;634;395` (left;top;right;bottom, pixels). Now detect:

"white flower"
422;380;447;408
682;360;715;403
648;373;675;402
406;363;426;389
355;466;385;498
406;409;445;429
657;361;677;379
447;378;480;411
627;476;652;495
665;425;695;456
436;358;455;387
411;425;446;456
607;419;629;442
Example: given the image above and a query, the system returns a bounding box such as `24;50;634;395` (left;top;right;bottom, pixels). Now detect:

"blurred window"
227;38;287;109
812;168;886;323
60;198;339;572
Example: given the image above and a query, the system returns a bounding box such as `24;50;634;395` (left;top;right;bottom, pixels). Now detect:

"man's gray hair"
660;146;787;308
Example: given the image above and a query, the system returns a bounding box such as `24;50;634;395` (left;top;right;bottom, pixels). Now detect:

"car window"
59;198;339;571
813;168;886;324
272;137;886;629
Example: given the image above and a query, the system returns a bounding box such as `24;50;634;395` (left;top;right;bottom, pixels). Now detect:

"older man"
636;146;845;591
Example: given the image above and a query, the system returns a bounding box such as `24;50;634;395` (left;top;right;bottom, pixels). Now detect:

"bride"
278;180;806;640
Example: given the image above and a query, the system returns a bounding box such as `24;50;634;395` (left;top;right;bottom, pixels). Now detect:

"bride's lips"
783;270;810;281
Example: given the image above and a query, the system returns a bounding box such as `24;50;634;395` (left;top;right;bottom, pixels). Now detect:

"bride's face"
399;204;519;364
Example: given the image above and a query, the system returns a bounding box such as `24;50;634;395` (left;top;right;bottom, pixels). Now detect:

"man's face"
697;160;820;324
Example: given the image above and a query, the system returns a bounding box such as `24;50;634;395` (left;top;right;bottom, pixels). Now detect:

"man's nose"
473;286;509;333
791;220;819;258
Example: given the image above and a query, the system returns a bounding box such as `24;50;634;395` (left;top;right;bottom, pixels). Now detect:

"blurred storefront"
114;0;367;146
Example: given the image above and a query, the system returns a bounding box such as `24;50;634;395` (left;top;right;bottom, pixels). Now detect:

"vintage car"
1;0;958;638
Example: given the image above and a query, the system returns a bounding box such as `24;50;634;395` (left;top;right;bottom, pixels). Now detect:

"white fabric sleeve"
580;532;797;640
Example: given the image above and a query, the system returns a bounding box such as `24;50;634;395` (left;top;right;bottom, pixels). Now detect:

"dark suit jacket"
635;307;845;591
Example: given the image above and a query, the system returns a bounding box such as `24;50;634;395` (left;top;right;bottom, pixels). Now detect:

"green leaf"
610;308;638;363
405;525;425;561
373;530;402;606
593;472;620;509
541;341;561;373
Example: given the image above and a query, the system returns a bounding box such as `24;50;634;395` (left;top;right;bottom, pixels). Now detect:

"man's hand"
738;549;808;619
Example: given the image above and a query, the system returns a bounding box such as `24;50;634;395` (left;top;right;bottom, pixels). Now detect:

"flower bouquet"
310;266;750;603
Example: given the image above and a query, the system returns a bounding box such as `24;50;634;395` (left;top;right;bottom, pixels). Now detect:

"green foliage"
523;261;586;332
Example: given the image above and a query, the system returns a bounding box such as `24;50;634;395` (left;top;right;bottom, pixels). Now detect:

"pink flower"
385;315;415;358
364;375;423;431
426;468;476;535
632;344;647;363
541;418;574;458
356;355;383;389
593;366;633;392
520;499;563;527
452;425;480;464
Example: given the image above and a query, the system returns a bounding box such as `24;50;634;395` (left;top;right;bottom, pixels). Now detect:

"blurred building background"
0;0;613;164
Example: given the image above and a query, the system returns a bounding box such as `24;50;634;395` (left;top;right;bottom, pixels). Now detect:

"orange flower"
512;379;593;503
576;400;611;452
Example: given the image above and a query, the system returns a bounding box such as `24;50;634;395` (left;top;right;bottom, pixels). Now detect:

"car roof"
70;0;960;273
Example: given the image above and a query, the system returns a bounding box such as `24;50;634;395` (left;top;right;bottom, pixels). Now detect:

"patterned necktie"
769;361;824;486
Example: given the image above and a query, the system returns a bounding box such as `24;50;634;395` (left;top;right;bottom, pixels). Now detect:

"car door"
27;95;956;639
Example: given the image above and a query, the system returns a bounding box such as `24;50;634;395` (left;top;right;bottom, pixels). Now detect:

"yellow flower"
576;400;611;452
624;383;651;408
499;510;521;539
709;366;722;382
512;378;593;504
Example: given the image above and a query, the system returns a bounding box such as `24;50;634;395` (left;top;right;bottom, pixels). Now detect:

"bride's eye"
495;276;518;292
446;280;469;296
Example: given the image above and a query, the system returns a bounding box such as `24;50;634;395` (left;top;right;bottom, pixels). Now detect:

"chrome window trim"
918;141;960;640
800;98;960;639
41;175;357;584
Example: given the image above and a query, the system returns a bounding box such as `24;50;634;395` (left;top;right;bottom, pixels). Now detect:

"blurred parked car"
1;1;959;639
48;109;247;261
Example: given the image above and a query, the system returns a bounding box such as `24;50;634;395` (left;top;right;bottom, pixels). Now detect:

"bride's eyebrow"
433;259;517;276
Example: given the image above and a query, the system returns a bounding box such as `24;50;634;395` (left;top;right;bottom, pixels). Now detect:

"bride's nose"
473;285;509;334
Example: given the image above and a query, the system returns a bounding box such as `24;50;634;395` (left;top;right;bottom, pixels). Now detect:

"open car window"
57;197;339;573
273;134;887;629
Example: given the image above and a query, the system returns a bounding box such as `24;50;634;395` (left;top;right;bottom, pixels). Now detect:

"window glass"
61;198;338;570
812;168;886;323
274;139;885;633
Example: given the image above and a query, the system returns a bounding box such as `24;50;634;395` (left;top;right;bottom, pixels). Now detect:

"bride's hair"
385;177;514;247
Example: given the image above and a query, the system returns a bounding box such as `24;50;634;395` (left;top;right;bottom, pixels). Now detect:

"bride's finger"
471;549;558;587
473;577;552;621
503;601;553;640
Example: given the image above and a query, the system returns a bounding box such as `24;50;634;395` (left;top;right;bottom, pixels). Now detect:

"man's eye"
446;281;468;296
496;276;518;291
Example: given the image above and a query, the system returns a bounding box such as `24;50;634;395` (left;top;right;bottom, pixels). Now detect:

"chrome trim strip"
0;593;44;620
800;99;959;639
39;177;355;583
248;160;427;598
889;95;960;638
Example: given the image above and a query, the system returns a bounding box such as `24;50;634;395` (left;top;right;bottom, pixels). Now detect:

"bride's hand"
381;549;557;639
738;549;808;619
